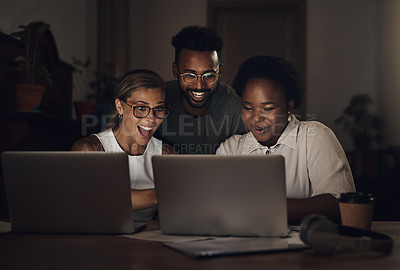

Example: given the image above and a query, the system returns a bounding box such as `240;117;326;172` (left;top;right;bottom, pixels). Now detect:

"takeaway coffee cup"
338;192;375;230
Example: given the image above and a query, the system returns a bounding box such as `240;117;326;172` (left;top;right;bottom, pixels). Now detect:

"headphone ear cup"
300;214;340;254
299;214;321;243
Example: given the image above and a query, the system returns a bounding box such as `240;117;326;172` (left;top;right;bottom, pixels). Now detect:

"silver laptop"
1;151;145;234
152;155;288;237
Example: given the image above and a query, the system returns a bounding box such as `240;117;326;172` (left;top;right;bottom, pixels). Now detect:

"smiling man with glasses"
155;26;246;154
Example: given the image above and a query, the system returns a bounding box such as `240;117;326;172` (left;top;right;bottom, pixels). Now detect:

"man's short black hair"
171;26;223;63
232;55;304;108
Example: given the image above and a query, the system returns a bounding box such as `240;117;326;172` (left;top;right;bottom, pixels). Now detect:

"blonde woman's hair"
109;69;166;128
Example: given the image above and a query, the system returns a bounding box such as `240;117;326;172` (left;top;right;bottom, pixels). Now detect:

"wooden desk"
0;221;399;270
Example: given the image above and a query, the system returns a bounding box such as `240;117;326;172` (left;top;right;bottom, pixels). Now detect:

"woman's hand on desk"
287;194;340;225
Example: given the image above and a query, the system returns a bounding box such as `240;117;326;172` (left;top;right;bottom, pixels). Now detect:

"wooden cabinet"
0;111;82;152
0;24;84;219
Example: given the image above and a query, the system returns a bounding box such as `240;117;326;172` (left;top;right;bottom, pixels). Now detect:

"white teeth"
192;92;205;98
139;125;153;131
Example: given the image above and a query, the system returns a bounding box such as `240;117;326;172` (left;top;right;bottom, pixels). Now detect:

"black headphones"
299;214;393;254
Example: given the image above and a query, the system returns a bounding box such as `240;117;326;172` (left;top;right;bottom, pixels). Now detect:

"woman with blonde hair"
72;69;176;220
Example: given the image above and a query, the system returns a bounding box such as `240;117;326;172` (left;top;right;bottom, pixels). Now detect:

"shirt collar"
275;114;299;149
240;132;262;154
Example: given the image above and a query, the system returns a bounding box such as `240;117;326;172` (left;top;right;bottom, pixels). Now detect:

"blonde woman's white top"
94;128;162;219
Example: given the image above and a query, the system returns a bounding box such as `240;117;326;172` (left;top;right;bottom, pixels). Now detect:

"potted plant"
335;93;384;150
11;22;52;111
88;69;117;104
71;57;96;120
72;58;117;120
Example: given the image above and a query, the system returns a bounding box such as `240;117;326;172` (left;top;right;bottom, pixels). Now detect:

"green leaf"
11;22;53;86
15;56;27;63
35;23;50;35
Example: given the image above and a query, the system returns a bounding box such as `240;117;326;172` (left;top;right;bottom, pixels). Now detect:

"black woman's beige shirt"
216;114;356;199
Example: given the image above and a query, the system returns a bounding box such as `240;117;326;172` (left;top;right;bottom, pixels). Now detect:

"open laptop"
152;155;288;237
1;151;145;234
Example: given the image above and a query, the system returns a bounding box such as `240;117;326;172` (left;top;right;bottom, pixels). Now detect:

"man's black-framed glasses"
122;100;170;119
179;70;219;85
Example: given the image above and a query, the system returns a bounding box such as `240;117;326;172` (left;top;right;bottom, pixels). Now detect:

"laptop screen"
2;151;136;234
152;154;288;237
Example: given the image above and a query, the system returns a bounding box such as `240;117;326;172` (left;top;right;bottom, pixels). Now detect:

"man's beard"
179;82;216;109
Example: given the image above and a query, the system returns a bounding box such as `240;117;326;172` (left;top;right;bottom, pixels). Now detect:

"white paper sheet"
122;230;212;243
122;229;307;257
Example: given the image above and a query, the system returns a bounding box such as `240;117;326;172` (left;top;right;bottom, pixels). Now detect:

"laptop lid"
1;151;140;234
152;155;288;237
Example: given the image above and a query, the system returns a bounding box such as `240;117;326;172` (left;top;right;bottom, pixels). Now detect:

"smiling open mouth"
138;125;153;139
253;125;267;134
192;91;206;99
189;90;208;102
188;89;210;102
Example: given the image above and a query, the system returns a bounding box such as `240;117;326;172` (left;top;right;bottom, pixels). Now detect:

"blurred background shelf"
347;147;400;221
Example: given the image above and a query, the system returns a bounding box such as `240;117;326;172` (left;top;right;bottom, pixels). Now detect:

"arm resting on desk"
287;194;340;225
